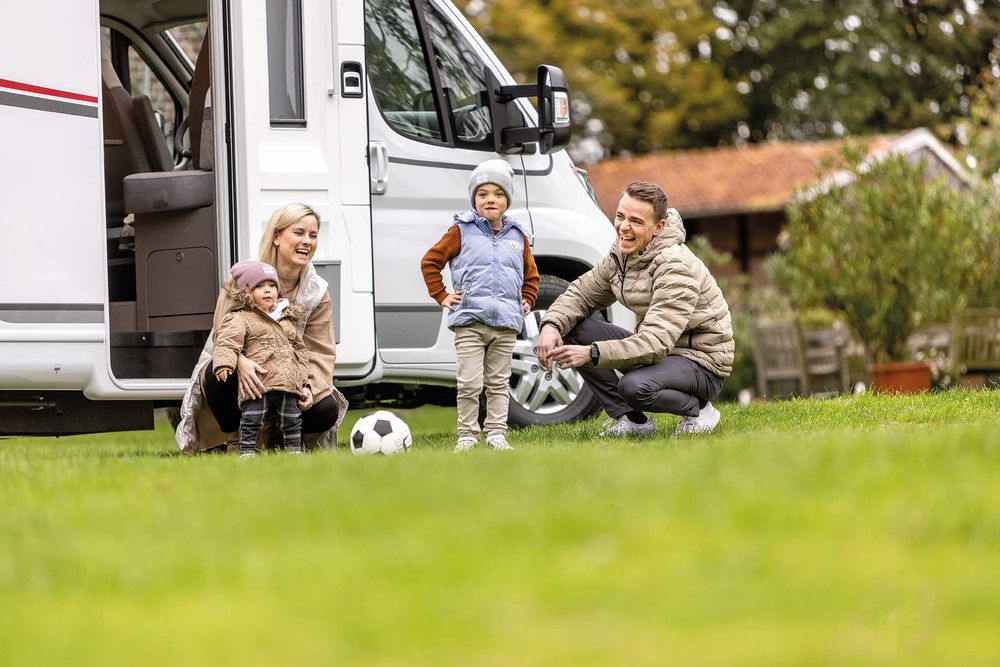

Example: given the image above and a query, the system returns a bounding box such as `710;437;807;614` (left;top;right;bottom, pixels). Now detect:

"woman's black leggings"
202;361;339;434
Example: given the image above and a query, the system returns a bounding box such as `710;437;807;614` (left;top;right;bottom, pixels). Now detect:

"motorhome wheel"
507;275;602;427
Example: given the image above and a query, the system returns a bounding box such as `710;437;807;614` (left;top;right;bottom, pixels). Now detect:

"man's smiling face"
613;193;665;256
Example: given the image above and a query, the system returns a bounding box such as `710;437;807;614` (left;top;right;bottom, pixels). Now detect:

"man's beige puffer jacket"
541;209;734;377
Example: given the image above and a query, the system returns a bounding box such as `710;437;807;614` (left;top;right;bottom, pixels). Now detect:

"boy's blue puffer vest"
448;210;530;333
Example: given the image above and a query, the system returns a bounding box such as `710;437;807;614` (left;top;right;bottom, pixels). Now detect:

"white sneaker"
454;436;477;453
239;451;257;458
597;414;657;438
675;402;721;435
486;433;514;450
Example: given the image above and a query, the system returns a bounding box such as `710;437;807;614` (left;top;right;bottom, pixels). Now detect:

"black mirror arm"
492;83;537;104
485;65;572;154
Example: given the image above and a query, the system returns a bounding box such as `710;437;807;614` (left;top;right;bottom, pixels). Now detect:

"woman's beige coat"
541;209;734;377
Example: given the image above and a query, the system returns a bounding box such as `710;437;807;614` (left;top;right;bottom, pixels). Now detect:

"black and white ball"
350;410;413;455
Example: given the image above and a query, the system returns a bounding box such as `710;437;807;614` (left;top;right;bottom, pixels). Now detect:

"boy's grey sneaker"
454;436;477;453
597;414;657;438
675;402;721;435
486;433;513;450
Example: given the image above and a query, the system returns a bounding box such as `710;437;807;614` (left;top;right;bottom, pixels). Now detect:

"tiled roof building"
584;129;971;281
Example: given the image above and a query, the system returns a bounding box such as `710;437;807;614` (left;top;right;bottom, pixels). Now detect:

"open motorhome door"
225;0;377;380
0;4;109;392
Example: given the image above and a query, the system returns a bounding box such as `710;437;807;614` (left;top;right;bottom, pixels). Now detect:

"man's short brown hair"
624;181;668;222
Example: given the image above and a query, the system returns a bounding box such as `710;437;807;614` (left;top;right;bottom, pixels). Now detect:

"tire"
506;274;602;427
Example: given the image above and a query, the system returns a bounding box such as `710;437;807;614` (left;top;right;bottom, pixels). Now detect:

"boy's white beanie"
468;159;515;208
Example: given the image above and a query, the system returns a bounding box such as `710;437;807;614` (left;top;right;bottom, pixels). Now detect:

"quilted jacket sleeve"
212;313;247;373
291;329;311;391
539;257;618;334
596;251;698;368
302;293;336;401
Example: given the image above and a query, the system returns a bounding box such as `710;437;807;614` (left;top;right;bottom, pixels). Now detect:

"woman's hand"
521;299;531;316
297;386;314;411
441;291;462;309
215;368;231;383
236;353;267;400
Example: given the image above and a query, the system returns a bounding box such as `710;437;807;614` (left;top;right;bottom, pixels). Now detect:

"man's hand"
521;298;531;316
236;353;267;400
536;323;563;371
549;344;592;370
215;368;231;382
441;291;462;309
297;386;314;411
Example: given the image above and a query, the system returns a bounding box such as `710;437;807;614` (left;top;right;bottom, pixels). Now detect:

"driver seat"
122;26;214;215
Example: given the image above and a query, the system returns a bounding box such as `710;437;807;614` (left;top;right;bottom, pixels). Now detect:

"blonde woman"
175;203;349;453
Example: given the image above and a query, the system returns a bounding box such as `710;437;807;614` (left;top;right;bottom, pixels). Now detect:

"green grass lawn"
1;391;998;666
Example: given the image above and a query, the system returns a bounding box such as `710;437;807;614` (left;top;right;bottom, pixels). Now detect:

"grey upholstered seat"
123;170;214;213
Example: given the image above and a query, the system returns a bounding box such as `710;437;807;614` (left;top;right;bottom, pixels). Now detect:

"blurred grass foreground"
1;390;998;666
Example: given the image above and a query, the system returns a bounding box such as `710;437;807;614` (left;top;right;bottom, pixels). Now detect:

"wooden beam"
738;214;750;273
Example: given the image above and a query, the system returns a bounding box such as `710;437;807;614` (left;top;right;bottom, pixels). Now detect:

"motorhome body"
0;0;624;435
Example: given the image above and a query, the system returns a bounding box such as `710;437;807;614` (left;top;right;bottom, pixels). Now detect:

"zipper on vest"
491;232;499;326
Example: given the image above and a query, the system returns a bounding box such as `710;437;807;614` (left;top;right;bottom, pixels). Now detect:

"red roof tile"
585;135;899;219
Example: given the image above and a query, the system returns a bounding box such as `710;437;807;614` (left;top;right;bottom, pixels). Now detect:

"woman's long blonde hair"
257;203;322;271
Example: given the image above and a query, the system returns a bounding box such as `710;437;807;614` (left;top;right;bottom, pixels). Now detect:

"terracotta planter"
870;360;932;394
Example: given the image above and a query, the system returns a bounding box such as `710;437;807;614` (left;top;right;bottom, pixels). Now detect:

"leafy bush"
771;147;1000;364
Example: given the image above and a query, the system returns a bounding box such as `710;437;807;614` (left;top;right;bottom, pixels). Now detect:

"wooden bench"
953;308;1000;388
750;319;851;398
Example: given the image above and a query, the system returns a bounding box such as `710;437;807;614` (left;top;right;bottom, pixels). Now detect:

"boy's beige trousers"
454;322;517;439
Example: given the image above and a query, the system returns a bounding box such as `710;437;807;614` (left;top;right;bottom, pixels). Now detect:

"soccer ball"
349;410;413;455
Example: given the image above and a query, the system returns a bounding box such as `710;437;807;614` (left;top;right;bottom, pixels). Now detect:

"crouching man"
537;181;734;436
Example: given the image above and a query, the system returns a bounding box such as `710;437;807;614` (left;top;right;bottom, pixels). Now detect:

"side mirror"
485;64;572;154
536;65;571;153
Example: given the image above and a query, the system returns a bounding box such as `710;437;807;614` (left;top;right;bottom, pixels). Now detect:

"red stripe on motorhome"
0;78;98;104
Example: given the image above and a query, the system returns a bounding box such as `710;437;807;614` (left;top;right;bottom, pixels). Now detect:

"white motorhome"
0;0;625;435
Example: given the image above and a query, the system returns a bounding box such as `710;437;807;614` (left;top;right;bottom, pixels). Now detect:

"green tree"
457;0;744;158
713;0;999;145
956;58;1000;185
772;147;1000;363
459;0;998;158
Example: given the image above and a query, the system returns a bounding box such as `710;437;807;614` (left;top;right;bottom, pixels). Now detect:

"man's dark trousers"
564;317;723;418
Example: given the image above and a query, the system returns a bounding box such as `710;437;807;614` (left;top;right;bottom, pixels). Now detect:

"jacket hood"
224;283;255;311
453;209;532;239
660;207;687;246
223;283;304;322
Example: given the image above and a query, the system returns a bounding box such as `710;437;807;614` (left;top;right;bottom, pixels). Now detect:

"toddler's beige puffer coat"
212;287;310;405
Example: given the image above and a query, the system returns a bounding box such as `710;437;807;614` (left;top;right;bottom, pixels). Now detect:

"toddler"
213;260;310;457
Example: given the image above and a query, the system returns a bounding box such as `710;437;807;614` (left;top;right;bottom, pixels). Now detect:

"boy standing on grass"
212;261;310;457
421;160;540;452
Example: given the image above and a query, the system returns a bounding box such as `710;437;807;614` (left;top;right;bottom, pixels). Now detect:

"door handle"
368;141;388;195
